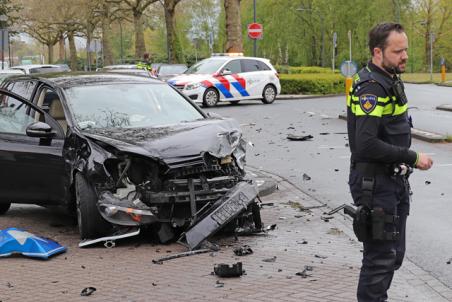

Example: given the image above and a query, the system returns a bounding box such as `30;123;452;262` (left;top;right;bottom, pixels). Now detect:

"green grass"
401;73;452;84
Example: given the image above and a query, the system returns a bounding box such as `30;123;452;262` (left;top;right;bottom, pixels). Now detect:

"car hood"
167;74;211;86
82;118;244;165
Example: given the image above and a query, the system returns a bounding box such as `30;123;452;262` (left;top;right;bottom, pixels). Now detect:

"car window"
241;59;261;73
10;80;37;99
0;93;35;135
64;83;204;129
223;60;242;74
257;60;271;71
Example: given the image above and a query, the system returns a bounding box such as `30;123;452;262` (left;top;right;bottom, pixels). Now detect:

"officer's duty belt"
350;162;390;176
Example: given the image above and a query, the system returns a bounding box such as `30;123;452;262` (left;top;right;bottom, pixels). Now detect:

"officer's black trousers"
349;170;410;302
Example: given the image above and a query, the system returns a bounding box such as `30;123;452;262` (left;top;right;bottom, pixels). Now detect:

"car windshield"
65;83;204;129
185;59;225;74
158;65;187;75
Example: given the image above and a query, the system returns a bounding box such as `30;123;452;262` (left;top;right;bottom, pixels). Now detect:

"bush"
275;65;334;74
280;73;345;95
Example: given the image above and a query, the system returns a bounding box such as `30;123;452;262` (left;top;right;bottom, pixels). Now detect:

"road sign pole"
348;30;352;61
253;0;257;57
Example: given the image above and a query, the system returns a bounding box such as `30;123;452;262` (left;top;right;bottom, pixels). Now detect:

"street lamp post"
0;15;8;70
297;8;325;67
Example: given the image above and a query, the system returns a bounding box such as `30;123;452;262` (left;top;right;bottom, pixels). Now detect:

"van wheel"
0;202;11;215
75;173;111;239
202;88;219;107
261;84;276;104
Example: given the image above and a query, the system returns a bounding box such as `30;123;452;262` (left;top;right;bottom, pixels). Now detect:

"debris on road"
320;216;334;222
0;228;66;259
302;173;311;181
233;245;253;256
152;248;212;264
262;256;277;263
80;287;96;296
319;132;330;135
425;180;431;185
214;280;225;288
296;265;314;278
214;262;244;277
287;134;313;141
78;228;140;248
266;224;277;231
315;254;328;259
447;258;451;265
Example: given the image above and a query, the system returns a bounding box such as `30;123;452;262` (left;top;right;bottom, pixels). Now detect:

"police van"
168;53;280;107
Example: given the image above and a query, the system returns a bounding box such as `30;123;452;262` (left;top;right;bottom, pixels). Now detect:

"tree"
160;0;184;63
108;0;159;59
224;0;242;53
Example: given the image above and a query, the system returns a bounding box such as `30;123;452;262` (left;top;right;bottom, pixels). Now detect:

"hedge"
280;73;345;95
275;65;334;74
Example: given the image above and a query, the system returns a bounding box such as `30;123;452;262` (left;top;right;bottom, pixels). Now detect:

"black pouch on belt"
353;205;371;242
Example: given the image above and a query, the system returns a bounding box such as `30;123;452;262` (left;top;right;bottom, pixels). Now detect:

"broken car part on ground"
0;74;263;248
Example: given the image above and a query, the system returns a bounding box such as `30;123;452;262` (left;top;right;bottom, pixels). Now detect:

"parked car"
156;64;188;81
11;64;71;75
99;64;154;78
168;54;280;107
0;73;261;247
0;69;25;82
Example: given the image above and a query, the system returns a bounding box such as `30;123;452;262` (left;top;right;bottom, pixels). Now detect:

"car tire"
75;173;111;239
261;84;277;104
0;202;11;215
202;87;219;107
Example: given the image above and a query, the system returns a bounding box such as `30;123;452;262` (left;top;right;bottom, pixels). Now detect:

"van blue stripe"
214;83;233;98
231;82;250;97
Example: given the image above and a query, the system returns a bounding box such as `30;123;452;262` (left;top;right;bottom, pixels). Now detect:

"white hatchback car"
168;54;280;107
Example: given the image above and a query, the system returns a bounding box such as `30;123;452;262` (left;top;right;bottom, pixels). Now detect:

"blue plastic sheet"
0;228;66;259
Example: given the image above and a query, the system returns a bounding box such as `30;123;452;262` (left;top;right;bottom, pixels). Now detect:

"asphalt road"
205;86;452;288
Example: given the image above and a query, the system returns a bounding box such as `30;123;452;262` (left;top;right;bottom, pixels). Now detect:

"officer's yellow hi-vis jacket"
346;62;418;165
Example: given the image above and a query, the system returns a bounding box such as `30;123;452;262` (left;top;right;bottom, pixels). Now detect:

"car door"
0;89;68;205
219;59;247;100
240;59;266;99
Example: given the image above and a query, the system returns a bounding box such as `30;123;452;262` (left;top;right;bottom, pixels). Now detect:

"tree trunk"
164;0;184;63
133;11;146;59
58;34;65;62
86;31;92;71
102;16;113;66
224;0;243;53
47;44;53;64
67;32;78;71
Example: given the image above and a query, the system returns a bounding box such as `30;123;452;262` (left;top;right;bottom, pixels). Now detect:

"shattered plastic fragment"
262;256;277;263
214;262;244;277
233;245;253;256
80;287;96;296
266;224;277;231
302;173;311;181
287;134;313;141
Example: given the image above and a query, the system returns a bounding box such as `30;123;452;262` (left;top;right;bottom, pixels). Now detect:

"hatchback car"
0;73;261;248
168;54;280;107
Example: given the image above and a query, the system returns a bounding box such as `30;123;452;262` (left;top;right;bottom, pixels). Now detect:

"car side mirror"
26;122;55;138
222;69;232;76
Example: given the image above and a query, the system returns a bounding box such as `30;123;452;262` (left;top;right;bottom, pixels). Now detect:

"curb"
338;113;447;143
277;93;344;100
245;168;278;197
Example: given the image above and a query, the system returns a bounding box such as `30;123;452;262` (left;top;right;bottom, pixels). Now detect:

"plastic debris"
214;262;244;277
302;173;311;181
233;245;253;256
80;287;96;296
287;134;313;141
0;228;66;259
262;256;277;263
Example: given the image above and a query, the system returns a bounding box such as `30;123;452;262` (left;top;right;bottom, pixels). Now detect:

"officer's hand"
416;153;433;170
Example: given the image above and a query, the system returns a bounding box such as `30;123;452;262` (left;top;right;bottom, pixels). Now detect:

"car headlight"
185;82;202;90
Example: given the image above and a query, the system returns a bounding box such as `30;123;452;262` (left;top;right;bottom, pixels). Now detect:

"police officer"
347;23;433;301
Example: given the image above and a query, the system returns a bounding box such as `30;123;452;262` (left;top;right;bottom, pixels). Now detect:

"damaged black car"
0;73;262;249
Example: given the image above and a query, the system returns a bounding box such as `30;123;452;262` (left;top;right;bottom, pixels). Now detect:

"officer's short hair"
368;23;405;55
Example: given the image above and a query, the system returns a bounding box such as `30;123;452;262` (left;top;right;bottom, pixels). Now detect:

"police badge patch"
359;94;377;114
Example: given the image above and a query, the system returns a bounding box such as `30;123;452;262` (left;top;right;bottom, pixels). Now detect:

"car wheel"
261;84;277;104
202;87;219;107
75;173;111;239
229;100;240;105
0;202;11;215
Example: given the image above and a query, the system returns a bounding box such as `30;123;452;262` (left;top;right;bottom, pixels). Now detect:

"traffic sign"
248;23;263;40
340;60;358;77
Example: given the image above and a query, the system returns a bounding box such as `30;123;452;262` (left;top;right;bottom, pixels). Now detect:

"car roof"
4;72;163;89
11;64;61;70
